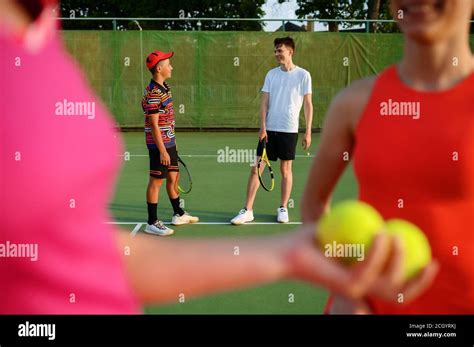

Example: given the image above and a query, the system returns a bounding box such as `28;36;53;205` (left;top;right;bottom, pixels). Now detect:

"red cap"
146;51;174;71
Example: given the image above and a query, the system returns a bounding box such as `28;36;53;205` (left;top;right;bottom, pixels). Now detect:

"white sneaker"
277;207;289;223
172;212;199;226
230;208;254;225
144;220;174;236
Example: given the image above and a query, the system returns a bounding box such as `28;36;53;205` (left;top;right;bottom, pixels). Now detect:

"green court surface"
109;131;358;314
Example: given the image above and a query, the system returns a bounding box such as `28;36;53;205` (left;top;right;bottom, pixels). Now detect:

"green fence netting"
61;31;474;129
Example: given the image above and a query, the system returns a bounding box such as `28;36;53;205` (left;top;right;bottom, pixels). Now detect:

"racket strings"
260;166;273;189
178;161;192;193
258;156;274;191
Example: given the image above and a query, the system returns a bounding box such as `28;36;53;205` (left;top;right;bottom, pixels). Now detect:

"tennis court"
4;3;474;344
60;27;473;316
109;131;358;313
60;29;384;315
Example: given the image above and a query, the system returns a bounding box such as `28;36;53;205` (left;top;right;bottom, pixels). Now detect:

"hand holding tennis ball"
316;201;385;264
385;219;432;280
316;201;432;280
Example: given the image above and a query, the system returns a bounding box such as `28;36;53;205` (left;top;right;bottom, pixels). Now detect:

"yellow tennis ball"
316;200;385;264
385;219;432;280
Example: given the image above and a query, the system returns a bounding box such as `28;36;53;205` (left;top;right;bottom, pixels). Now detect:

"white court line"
131;223;143;237
118;154;314;158
107;221;302;225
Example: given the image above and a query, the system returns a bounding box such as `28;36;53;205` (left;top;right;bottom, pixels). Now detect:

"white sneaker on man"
144;220;174;236
230;208;254;225
277;207;289;223
171;212;199;226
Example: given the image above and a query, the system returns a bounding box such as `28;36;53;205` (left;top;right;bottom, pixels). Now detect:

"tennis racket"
257;138;275;192
177;155;192;194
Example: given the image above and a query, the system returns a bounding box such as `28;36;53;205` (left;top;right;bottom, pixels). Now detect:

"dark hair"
274;37;295;52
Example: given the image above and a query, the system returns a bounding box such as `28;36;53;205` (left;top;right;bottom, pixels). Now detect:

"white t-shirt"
261;66;312;133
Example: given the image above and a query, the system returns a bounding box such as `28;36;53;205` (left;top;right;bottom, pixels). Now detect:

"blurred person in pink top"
0;0;436;314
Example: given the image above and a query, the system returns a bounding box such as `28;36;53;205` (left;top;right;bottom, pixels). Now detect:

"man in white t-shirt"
231;37;313;225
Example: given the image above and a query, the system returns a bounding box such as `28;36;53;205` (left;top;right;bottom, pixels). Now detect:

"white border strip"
117;154;314;158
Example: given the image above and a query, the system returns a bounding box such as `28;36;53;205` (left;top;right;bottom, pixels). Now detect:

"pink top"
0;7;140;313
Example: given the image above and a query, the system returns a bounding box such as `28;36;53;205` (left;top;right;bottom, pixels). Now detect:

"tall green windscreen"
61;31;474;129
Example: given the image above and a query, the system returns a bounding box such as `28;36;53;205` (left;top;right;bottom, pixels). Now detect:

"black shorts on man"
256;131;298;161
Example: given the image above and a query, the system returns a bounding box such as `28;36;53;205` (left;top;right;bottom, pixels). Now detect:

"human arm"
150;113;170;166
302;93;313;151
300;78;374;223
259;92;269;141
116;224;392;305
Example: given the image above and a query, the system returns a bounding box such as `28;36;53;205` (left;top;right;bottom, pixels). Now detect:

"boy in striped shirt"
142;50;198;236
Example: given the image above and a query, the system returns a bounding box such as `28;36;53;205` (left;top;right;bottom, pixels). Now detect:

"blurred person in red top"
0;0;436;314
302;0;472;313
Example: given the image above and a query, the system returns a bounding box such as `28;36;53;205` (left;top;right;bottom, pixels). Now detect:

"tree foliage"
278;0;398;32
60;0;266;30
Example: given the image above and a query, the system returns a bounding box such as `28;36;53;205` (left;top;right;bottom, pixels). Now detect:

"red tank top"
353;65;474;313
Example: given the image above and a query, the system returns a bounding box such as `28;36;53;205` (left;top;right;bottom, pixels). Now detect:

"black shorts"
256;131;298;161
148;146;179;179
